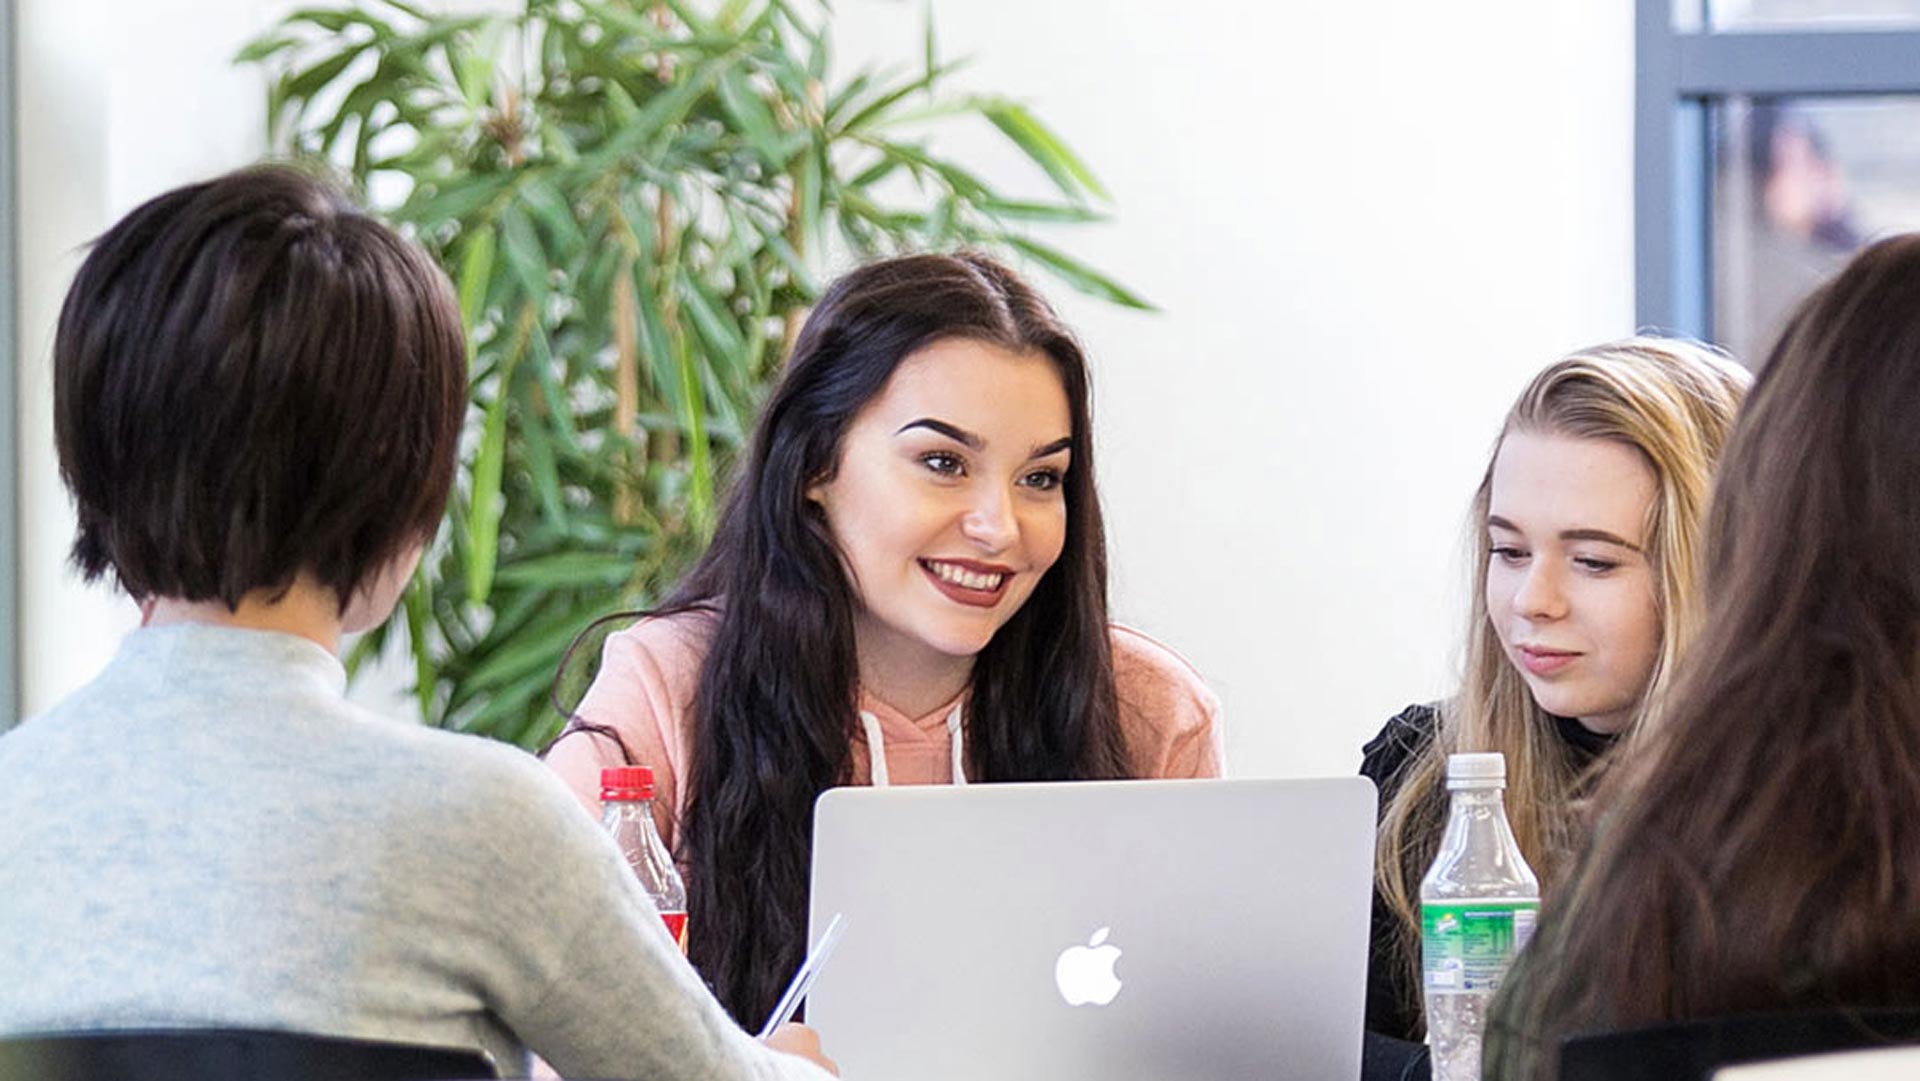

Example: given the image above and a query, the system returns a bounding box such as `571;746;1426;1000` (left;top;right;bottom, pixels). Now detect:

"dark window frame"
1634;0;1920;337
1;0;17;727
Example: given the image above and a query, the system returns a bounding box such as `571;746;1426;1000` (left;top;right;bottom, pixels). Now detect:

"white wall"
832;1;1638;776
14;0;1636;776
16;0;288;719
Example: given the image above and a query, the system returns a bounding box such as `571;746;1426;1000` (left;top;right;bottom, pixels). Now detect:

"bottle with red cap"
600;766;688;951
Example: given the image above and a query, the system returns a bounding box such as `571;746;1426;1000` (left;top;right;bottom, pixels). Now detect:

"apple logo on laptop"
1054;926;1123;1006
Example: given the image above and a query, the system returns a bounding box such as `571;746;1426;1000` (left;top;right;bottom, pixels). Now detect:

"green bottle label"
1421;900;1539;994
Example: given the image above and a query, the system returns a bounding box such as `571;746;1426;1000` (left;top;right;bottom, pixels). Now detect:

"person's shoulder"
0;701;64;749
580;606;719;724
360;713;603;835
0;701;76;778
544;606;720;787
1109;623;1213;697
0;645;149;762
1360;702;1440;789
604;606;719;664
343;701;542;779
1363;702;1439;759
1108;625;1223;777
576;608;718;715
339;716;629;929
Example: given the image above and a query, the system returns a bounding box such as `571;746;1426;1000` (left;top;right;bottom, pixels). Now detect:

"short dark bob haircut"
54;165;466;610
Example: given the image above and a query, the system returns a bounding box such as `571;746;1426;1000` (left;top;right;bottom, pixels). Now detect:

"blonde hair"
1374;337;1750;1034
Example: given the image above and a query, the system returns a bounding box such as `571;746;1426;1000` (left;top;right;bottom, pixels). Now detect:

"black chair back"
0;1029;497;1081
1560;1007;1920;1081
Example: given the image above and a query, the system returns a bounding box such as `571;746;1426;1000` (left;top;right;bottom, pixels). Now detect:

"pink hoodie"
544;611;1224;847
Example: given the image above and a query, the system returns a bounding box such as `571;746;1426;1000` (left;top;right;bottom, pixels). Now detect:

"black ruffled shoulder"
1361;702;1440;811
1361;702;1440;1044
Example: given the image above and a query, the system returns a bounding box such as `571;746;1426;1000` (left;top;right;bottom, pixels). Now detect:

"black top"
1358;702;1617;1041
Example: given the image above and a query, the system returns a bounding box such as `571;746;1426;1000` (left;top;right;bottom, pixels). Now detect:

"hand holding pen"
760;912;849;1036
758;914;848;1075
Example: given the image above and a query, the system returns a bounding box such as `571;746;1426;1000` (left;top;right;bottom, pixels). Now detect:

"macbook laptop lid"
807;777;1376;1081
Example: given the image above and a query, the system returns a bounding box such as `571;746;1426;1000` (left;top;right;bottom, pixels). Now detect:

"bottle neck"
599;793;687;915
601;796;654;822
1442;786;1512;835
600;796;674;865
1445;784;1507;809
1425;780;1540;898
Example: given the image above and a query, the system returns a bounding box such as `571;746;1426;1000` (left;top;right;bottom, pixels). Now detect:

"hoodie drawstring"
858;701;968;788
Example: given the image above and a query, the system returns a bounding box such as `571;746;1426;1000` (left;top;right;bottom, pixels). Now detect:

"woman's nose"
960;487;1018;553
1511;562;1568;621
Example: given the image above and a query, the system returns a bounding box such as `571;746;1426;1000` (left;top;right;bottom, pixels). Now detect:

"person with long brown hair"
1362;339;1749;1047
1482;236;1920;1081
543;252;1223;1028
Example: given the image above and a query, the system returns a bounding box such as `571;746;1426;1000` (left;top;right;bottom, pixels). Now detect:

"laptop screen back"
807;777;1376;1081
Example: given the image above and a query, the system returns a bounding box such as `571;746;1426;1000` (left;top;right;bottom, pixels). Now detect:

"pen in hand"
759;912;849;1039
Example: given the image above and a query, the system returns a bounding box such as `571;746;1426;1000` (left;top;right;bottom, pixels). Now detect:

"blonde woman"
1361;339;1750;1046
1485;233;1920;1081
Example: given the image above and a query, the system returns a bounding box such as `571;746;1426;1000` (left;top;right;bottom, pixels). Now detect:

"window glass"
1712;96;1920;363
1710;0;1920;30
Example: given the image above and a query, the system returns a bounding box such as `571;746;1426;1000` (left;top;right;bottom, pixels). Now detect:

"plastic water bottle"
1421;752;1540;1081
601;766;689;951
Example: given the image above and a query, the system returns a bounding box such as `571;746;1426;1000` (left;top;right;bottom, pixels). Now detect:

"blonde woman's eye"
1490;545;1528;565
1574;556;1620;574
1020;468;1064;492
920;452;965;477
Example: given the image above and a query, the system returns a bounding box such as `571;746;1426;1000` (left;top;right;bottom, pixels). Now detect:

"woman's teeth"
928;562;1006;591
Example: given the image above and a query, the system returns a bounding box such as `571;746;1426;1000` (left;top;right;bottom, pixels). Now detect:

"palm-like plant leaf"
247;0;1146;745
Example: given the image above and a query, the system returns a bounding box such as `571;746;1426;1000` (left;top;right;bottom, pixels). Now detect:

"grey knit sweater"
0;623;831;1081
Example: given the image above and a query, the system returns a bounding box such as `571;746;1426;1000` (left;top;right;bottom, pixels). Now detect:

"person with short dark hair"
53;165;465;612
0;165;836;1080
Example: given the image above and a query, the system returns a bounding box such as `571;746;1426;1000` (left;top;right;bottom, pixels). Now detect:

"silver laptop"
807;777;1376;1081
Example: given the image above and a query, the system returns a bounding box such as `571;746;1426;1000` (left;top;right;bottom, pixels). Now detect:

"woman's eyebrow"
1488;515;1644;552
896;419;1071;463
895;418;981;449
1560;527;1643;552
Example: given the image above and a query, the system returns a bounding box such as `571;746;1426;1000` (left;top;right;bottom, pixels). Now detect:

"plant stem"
650;1;682;470
611;264;641;525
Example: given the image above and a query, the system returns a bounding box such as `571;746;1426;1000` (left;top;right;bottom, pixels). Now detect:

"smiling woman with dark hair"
544;251;1224;1028
0;165;836;1081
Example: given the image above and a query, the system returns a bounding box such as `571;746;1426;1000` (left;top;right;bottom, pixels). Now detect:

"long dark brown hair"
1485;235;1920;1080
570;252;1131;1025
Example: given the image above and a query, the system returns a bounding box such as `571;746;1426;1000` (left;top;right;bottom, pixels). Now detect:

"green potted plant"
242;0;1145;748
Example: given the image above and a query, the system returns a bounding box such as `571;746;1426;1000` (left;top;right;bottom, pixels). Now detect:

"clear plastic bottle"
600;766;689;952
1421;752;1541;1081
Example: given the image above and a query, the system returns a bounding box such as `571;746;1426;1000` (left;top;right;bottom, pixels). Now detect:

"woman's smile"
920;558;1014;606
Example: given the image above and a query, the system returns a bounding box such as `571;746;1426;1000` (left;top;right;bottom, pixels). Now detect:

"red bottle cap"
601;766;656;802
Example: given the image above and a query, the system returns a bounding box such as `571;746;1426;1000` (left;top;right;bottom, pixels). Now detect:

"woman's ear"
341;543;425;635
804;467;835;508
